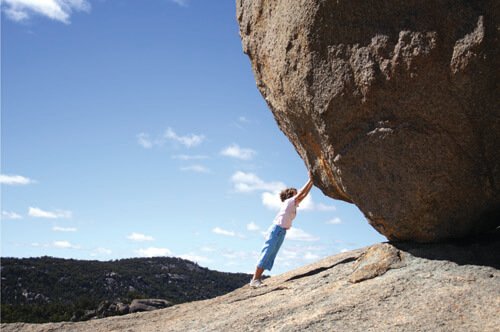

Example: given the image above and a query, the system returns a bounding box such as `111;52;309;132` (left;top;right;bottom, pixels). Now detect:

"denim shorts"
257;224;287;271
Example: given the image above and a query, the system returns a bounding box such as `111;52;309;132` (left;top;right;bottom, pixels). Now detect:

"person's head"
280;188;297;202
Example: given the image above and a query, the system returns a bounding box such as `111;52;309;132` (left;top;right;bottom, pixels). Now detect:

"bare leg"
252;267;264;281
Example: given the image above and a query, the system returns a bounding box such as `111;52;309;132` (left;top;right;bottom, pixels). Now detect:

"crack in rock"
286;257;358;282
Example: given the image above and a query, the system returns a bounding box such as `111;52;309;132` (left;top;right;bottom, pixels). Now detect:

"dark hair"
280;188;297;202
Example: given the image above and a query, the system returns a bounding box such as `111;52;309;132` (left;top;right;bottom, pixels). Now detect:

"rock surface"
3;231;499;331
129;299;172;313
236;0;500;242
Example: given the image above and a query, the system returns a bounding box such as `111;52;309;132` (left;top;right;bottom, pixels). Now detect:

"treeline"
1;256;251;323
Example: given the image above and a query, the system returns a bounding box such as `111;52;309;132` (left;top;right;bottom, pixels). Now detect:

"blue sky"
1;0;385;275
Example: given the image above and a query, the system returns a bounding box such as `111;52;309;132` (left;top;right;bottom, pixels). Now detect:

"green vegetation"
1;256;251;323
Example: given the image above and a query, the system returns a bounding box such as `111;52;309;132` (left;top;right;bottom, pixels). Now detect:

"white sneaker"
249;279;263;288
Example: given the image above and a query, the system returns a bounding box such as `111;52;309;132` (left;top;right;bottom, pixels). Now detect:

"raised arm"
295;175;314;205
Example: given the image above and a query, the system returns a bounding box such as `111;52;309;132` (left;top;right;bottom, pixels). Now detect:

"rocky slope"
237;0;500;242
3;231;498;331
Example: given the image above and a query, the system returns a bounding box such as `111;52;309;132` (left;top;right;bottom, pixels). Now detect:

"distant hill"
0;256;251;323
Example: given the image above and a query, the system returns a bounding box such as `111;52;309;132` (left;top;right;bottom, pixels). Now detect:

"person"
249;173;314;288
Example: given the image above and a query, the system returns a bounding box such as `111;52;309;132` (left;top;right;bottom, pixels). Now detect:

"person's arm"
295;174;314;205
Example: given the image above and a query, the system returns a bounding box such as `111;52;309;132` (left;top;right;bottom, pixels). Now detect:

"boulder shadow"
391;228;500;269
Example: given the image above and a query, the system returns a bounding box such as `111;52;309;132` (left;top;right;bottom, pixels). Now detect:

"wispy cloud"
179;253;212;265
212;227;245;238
200;245;216;252
0;174;35;185
212;227;235;237
326;217;342;225
1;211;23;220
28;207;72;219
52;226;77;232
261;191;283;210
137;133;154;149
137;128;205;149
221;249;256;261
246;222;260;231
127;232;154;242
304;252;320;260
2;0;91;24
90;247;112;257
136;247;172;257
180;165;210;173
287;228;319;242
164;128;205;148
170;0;189;7
53;240;80;249
172;154;209;161
231;171;285;193
220;144;256;160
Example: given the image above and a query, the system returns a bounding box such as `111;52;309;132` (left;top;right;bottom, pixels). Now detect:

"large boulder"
237;0;500;242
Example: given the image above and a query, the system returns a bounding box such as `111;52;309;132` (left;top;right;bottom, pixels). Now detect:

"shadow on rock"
391;228;500;269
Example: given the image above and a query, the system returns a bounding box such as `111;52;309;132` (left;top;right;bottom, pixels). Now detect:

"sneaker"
249;279;264;288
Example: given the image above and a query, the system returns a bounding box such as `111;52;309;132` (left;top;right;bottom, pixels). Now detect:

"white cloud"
200;245;216;252
220;144;256;160
137;128;205;149
246;222;260;231
261;191;283;210
180;164;210;173
52;226;77;232
231;171;285;193
0;174;35;185
238;116;250;123
170;0;189;6
340;248;349;253
172;154;209;160
326;217;342;225
297;195;336;212
212;227;235;237
90;247;112;256
1;211;23;220
137;133;153;149
281;249;298;259
2;0;91;24
28;207;72;219
127;232;154;242
287;228;319;242
304;252;320;260
53;240;80;249
212;227;245;238
136;247;172;257
164;127;204;148
179;253;211;265
221;249;255;261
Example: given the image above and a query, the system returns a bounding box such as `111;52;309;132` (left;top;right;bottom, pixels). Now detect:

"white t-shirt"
273;196;298;229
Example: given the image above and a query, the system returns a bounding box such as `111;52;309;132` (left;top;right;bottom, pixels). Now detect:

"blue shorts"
257;224;287;271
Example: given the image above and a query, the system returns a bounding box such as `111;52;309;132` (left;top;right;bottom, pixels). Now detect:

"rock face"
2;232;499;331
237;0;500;242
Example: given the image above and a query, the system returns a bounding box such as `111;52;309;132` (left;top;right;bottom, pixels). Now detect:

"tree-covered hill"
1;256;251;323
